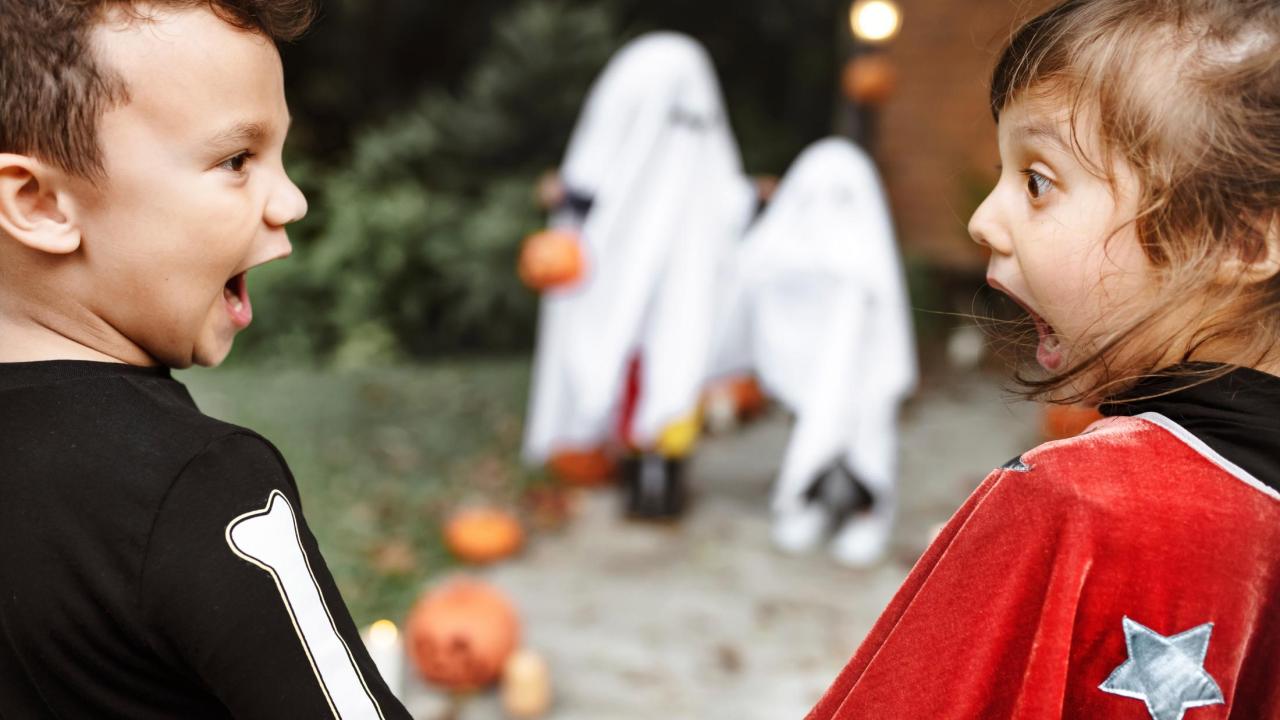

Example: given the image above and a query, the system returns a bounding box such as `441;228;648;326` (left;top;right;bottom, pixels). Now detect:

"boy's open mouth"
223;271;253;329
987;277;1062;371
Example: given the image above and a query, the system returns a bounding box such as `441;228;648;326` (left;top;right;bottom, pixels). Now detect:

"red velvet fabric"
807;416;1280;719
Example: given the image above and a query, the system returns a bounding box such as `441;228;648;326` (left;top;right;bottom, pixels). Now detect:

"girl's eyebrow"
1014;121;1071;154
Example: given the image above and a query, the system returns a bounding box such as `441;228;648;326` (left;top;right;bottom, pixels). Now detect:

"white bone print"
226;490;385;719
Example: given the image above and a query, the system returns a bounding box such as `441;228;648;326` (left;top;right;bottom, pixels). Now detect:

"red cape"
807;414;1280;719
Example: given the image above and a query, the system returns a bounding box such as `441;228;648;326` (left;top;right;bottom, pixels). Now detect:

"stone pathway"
402;370;1042;719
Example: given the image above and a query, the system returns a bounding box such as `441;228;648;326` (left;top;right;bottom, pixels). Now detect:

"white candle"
361;619;404;698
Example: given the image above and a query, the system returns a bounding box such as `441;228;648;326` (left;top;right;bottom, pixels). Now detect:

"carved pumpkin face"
406;578;521;691
518;229;585;291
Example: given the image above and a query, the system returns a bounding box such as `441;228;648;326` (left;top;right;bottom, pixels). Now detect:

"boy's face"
968;96;1149;376
71;5;306;368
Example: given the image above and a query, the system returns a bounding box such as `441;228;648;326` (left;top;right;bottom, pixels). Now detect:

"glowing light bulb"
367;619;399;647
850;0;902;43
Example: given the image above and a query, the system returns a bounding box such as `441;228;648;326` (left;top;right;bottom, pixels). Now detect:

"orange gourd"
1042;403;1104;441
841;54;897;106
443;507;524;564
547;447;615;487
518;229;585;291
405;578;521;691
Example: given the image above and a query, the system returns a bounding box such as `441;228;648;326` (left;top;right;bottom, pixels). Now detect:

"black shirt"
0;361;411;719
1099;363;1280;494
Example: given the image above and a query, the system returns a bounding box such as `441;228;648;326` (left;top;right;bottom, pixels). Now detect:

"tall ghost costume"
808;366;1280;719
713;137;916;565
522;33;757;513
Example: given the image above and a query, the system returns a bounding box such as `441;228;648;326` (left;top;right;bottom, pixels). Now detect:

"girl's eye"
219;151;254;173
1021;169;1054;199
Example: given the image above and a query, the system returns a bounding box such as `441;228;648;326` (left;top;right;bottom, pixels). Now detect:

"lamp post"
840;0;902;150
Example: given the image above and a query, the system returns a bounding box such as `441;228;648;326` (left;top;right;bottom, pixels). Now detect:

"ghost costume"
522;33;757;465
713;137;916;564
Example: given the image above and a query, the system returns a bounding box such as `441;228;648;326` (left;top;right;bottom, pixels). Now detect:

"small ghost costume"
522;32;757;464
713;138;916;553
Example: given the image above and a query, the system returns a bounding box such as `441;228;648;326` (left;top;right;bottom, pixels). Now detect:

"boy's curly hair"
990;0;1280;402
0;0;316;180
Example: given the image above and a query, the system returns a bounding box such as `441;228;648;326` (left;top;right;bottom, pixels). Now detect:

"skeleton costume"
522;33;757;514
713;137;916;564
809;365;1280;719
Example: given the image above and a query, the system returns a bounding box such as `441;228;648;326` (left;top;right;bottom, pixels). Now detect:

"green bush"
236;2;622;364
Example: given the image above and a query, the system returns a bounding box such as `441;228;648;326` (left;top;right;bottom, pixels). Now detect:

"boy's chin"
191;337;235;368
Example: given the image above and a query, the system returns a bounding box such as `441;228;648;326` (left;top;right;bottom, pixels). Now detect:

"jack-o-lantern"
841;54;897;106
406;578;521;691
443;507;524;564
547;447;615;487
1042;403;1104;440
518;229;585;291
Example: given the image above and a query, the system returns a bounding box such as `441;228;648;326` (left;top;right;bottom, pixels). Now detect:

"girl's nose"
968;190;1010;256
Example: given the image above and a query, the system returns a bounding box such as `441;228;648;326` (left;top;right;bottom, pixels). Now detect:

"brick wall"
869;0;1055;270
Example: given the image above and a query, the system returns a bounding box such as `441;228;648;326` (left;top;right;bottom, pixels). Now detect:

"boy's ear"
0;153;82;255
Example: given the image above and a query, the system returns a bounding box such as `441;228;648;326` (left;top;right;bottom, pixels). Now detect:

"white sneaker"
771;503;831;555
829;511;892;568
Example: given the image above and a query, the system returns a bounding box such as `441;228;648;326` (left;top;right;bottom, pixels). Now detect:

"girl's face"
968;96;1151;375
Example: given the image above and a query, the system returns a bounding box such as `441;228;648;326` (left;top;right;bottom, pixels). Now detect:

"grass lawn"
177;358;533;626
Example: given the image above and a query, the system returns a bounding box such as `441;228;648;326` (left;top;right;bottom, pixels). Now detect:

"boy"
0;2;412;717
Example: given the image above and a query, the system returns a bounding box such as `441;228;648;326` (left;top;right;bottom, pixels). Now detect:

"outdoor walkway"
403;370;1042;719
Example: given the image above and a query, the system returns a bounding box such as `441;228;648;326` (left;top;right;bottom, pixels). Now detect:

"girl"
808;1;1280;718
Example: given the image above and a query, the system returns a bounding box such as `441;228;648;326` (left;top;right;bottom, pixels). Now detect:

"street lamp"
841;0;902;149
850;0;903;44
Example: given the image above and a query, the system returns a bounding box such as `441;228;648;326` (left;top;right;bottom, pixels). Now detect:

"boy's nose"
264;171;308;229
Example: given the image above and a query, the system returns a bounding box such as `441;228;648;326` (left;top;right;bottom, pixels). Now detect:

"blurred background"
177;0;1065;717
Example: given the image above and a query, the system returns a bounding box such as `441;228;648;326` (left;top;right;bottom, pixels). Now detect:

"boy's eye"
219;151;254;173
1021;169;1054;199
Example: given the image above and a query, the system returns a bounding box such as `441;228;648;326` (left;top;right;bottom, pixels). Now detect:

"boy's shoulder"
0;363;286;492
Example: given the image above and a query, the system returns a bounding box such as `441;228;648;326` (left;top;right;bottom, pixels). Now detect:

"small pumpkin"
728;375;768;420
547;447;614;487
840;54;897;106
518;229;585;291
443;507;524;564
1042;403;1104;441
405;577;521;691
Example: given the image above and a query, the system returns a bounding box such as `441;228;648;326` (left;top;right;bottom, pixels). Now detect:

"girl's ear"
0;154;82;255
1219;213;1280;285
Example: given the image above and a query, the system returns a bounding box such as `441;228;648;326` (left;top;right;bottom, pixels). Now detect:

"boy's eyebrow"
1014;121;1071;154
203;116;293;150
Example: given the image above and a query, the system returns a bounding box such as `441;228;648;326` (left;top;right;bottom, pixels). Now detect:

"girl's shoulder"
998;413;1280;534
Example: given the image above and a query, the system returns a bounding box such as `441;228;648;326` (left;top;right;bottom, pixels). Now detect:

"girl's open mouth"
223;271;253;329
988;277;1063;371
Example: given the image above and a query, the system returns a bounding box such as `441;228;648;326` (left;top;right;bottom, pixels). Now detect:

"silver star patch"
1099;616;1224;720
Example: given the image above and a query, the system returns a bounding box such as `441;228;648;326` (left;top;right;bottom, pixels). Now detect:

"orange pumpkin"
405;578;521;691
547;447;615;487
518;229;585;291
443;507;524;564
841;54;897;106
728;375;768;420
1042;403;1104;441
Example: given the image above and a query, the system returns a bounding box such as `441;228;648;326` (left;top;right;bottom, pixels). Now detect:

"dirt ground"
400;369;1043;719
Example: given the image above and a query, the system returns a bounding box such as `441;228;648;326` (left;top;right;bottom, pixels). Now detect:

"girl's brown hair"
0;0;316;180
990;0;1280;402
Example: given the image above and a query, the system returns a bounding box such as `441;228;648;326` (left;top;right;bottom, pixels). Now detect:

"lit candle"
362;619;404;698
